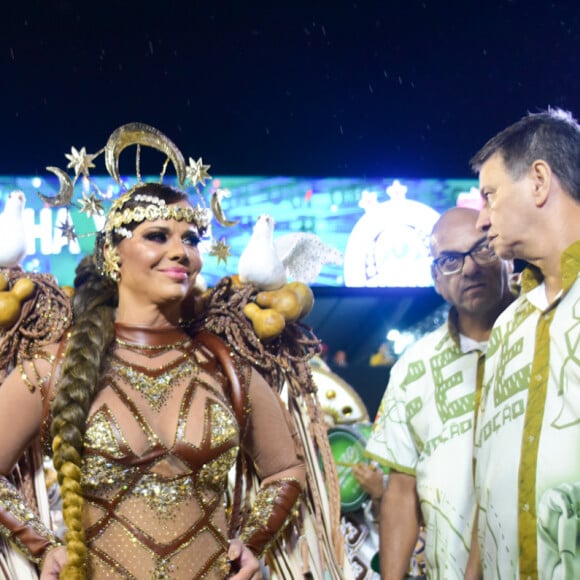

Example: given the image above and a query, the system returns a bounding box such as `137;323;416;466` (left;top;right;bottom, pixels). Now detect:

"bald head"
430;207;480;255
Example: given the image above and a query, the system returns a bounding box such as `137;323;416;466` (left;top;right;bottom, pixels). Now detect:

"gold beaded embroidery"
82;454;133;492
240;478;302;554
208;401;238;448
17;350;55;393
80;336;243;578
109;355;197;411
115;336;192;355
198;447;239;494
0;476;62;564
131;473;195;518
84;408;126;458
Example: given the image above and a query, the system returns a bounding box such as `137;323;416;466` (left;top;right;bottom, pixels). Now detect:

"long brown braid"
50;257;117;578
50;183;190;578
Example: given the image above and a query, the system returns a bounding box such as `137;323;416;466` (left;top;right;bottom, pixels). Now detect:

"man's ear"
530;159;552;207
431;263;442;296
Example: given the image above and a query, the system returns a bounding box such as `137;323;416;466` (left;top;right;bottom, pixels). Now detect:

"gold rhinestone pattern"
84;408;126;458
208;401;238;448
240;481;285;543
0;476;62;563
79;336;240;578
198;447;239;494
82;454;133;493
240;478;301;555
109;355;197;411
131;473;195;518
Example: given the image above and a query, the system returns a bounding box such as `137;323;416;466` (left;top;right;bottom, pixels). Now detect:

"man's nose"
462;253;480;276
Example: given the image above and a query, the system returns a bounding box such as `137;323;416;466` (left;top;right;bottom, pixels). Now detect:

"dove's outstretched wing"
274;233;343;284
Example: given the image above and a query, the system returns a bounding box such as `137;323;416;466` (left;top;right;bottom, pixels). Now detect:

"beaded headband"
36;122;237;257
106;192;211;240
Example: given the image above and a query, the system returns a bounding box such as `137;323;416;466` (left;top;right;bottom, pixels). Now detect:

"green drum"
327;425;370;512
353;421;372;442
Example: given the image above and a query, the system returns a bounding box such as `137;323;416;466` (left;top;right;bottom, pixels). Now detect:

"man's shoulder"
397;323;451;360
492;293;531;329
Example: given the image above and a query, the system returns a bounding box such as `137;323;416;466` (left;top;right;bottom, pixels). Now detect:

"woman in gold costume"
0;182;305;579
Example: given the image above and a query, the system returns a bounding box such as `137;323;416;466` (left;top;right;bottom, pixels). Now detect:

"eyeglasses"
433;241;498;276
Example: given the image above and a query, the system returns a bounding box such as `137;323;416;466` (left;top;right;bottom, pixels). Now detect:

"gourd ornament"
285;281;314;318
256;288;302;322
244;282;315;341
242;302;286;341
0;275;36;329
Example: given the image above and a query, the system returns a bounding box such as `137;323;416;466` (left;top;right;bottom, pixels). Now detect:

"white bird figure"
274;232;344;284
238;214;287;290
238;214;344;289
0;191;27;267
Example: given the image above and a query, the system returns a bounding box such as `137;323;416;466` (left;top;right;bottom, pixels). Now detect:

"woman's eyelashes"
143;230;168;243
142;230;200;246
182;232;200;247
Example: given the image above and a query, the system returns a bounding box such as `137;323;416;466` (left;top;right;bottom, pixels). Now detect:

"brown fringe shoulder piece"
0;267;72;523
195;276;346;578
0;267;72;382
197;276;320;392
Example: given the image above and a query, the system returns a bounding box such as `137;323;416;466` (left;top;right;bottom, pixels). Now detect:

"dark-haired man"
470;108;580;578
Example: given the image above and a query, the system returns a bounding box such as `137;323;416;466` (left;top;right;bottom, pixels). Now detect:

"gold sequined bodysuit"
82;325;240;578
0;324;304;578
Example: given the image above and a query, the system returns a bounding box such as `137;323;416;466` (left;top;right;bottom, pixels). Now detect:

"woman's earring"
103;247;121;282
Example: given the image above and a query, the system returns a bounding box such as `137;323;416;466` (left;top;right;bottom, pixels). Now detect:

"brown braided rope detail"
0;267;72;383
194;277;320;393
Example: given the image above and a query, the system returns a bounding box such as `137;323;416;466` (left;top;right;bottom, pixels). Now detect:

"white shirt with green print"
474;243;580;580
366;311;485;579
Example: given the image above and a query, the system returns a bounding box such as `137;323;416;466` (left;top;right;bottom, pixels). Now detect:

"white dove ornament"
238;214;287;290
0;191;28;267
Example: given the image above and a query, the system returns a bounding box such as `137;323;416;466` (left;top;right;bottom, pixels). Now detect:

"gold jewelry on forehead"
105;190;212;240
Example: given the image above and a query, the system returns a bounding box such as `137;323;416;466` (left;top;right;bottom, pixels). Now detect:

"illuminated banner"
0;175;479;288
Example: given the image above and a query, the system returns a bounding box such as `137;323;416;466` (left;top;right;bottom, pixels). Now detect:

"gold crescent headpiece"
37;122;239;245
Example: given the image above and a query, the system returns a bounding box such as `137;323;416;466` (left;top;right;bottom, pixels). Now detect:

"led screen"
0;175;479;288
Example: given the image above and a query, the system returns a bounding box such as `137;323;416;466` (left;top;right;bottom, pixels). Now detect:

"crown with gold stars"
37;122;237;265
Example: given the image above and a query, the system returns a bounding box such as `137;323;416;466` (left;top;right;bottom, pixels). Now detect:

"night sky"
3;1;579;179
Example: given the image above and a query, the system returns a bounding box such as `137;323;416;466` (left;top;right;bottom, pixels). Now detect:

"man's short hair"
470;108;580;201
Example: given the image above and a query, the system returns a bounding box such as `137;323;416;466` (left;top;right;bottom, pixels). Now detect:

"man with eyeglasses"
365;206;515;579
467;108;580;580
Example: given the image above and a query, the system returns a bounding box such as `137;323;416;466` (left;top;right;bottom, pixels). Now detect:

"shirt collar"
521;240;580;294
444;306;488;354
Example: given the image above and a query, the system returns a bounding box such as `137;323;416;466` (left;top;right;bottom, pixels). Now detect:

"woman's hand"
39;545;67;579
228;539;263;579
